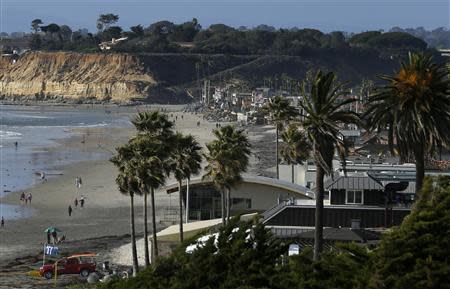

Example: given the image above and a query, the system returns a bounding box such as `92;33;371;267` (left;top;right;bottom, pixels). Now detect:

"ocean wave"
19;122;109;129
3;113;54;119
0;130;23;140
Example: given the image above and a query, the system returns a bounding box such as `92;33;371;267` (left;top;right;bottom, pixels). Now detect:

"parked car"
40;253;97;279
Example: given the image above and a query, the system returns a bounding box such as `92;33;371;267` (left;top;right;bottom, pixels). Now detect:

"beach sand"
0;106;275;288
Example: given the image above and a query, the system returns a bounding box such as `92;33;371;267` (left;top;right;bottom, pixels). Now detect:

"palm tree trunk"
150;187;158;262
143;191;150;267
313;165;325;261
276;125;279;179
291;164;295;183
221;191;226;225
414;149;425;195
186;178;190;224
130;194;139;276
226;187;231;222
178;180;184;242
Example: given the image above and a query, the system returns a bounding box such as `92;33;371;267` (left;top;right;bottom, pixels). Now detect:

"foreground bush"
369;177;450;289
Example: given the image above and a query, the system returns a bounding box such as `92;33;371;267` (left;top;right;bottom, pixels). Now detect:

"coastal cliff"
0;51;255;103
0;51;396;103
0;52;156;103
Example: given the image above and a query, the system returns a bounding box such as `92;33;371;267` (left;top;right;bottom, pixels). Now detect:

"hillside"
0;51;397;103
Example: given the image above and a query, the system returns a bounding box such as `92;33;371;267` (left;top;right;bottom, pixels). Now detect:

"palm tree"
110;144;140;276
169;133;202;242
365;52;450;193
299;71;359;261
131;111;174;265
280;124;311;183
214;125;251;222
263;96;298;179
203;125;250;225
130;136;167;265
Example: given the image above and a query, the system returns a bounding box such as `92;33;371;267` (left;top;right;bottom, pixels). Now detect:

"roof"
292;228;381;242
340;130;361;137
325;175;384;190
164;175;313;199
155;213;257;242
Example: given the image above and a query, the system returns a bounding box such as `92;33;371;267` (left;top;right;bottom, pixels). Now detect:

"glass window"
355;191;362;203
231;198;252;209
346;190;363;204
66;258;79;265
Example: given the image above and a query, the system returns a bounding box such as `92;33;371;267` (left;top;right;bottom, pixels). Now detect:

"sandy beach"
0;105;275;288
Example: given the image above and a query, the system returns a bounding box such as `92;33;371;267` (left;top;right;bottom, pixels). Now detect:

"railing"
261;200;290;220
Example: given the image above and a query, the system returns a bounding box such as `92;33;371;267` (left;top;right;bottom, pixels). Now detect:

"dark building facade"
263;175;412;229
264;205;410;228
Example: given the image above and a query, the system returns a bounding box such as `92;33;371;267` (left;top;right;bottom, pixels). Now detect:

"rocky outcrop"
0;52;156;103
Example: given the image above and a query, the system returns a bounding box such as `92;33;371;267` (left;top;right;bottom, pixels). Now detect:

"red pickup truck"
40;253;97;279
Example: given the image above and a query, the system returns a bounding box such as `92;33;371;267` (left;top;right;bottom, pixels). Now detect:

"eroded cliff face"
0;52;156;102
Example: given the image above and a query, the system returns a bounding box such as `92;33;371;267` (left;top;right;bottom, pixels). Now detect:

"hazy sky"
1;0;449;33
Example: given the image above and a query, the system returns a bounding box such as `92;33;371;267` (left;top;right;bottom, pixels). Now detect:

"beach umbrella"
44;226;62;233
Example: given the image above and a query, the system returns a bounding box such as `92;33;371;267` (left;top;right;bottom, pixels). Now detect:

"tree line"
24;14;432;57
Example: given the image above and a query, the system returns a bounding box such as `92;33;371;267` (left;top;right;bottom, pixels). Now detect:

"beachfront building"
261;172;414;237
163;176;313;222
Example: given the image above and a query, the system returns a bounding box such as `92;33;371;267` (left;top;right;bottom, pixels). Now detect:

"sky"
0;0;449;33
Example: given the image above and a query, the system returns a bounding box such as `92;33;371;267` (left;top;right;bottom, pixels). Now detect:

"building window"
346;190;363;204
231;198;252;209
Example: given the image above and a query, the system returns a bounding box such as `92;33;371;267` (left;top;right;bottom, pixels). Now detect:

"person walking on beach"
20;192;25;203
1;217;4;228
68;205;73;217
27;193;32;204
74;198;78;207
40;172;46;182
80;197;85;208
75;176;82;189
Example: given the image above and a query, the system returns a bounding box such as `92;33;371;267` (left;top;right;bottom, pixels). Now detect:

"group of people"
20;192;32;204
68;196;86;216
46;231;66;244
75;176;83;188
68;176;85;216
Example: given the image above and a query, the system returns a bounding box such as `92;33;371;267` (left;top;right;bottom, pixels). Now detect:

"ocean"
0;105;131;219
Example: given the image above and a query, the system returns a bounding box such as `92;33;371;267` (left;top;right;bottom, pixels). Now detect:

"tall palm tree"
110;144;140;276
299;71;359;261
130;136;167;265
169;133;202;242
263;96;298;179
203;125;250;225
280;124;311;183
365;52;450;193
213;125;251;221
131;111;174;265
